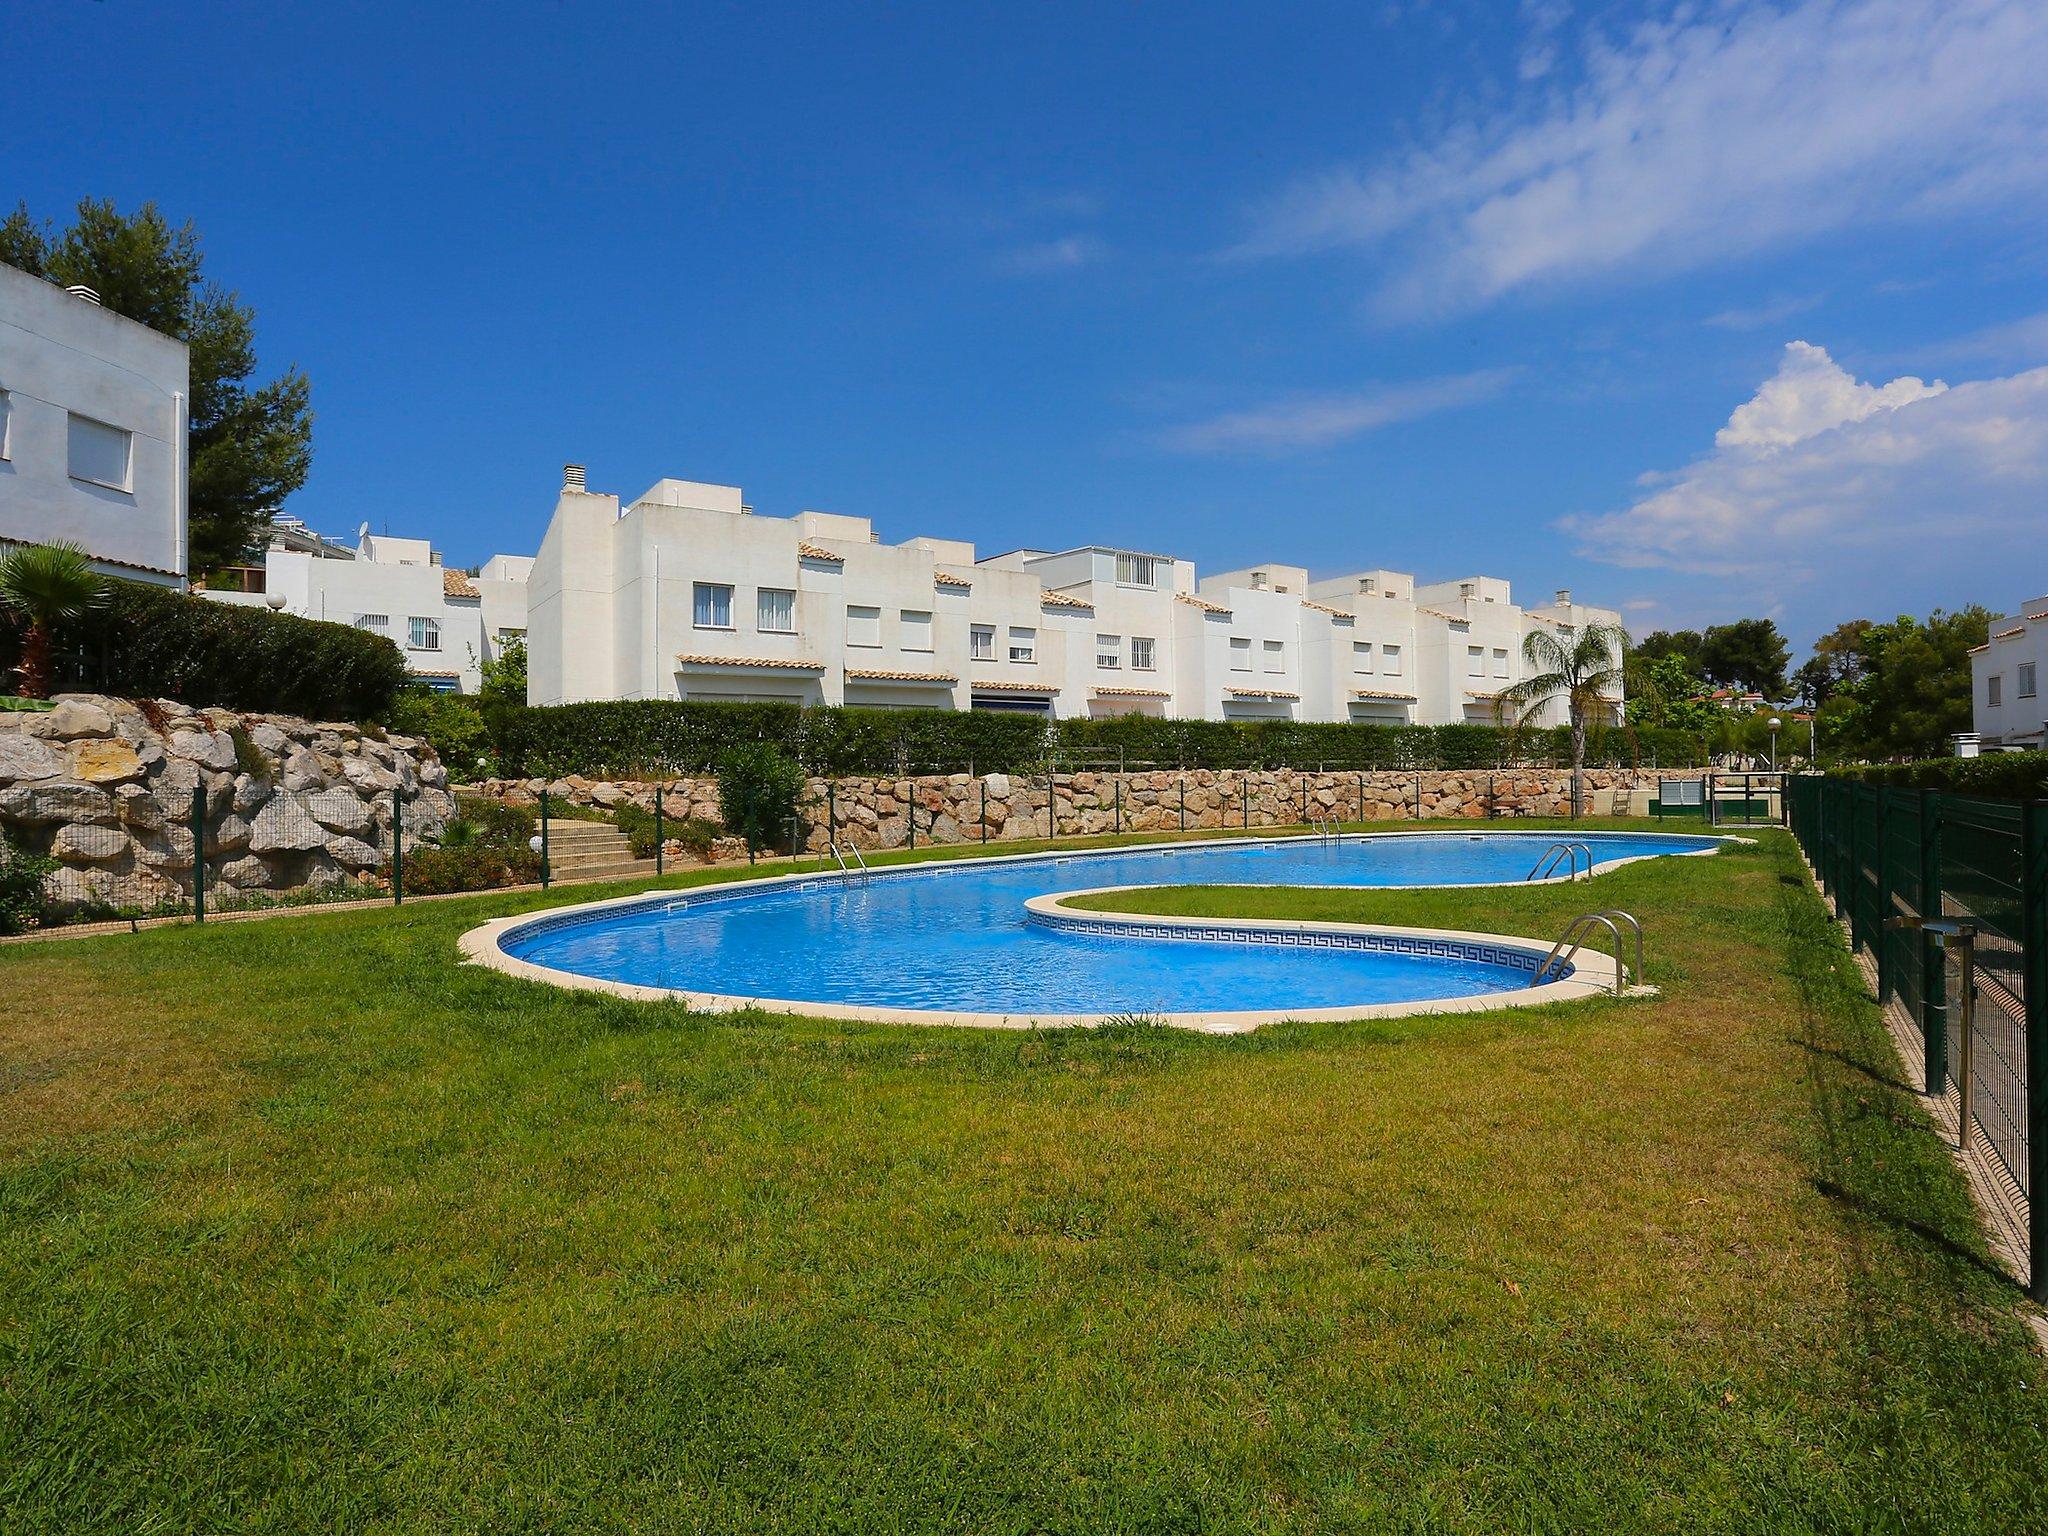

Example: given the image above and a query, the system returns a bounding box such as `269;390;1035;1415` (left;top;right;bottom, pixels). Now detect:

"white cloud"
1715;340;1943;450
998;234;1104;275
1703;294;1822;331
1924;310;2048;365
1563;344;2048;582
1156;369;1516;453
1240;0;2048;316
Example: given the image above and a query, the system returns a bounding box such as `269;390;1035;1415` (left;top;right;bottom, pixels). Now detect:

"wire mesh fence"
1787;775;2046;1298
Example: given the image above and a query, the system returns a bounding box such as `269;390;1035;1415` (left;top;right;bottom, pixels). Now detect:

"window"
0;389;10;458
1115;552;1158;588
756;587;795;634
1008;626;1036;663
900;609;933;651
1131;636;1157;671
693;582;733;629
1352;641;1374;674
1097;634;1122;669
971;624;995;661
67;413;131;490
1383;644;1403;676
847;605;882;647
354;613;389;633
1229;637;1253;672
408;617;441;651
496;627;525;645
1263;640;1285;673
2022;663;2038;699
1988;674;2003;707
1467;645;1485;677
1492;647;1510;679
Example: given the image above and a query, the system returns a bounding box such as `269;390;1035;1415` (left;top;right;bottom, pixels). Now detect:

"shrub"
0;836;56;935
388;690;492;778
452;795;539;845
394;841;540;896
716;743;805;853
611;802;722;861
1827;753;2048;799
0;578;409;720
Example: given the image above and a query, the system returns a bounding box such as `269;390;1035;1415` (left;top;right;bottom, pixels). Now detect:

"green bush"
716;743;805;853
490;700;1708;778
1827;753;2048;799
0;836;56;934
388;690;492;779
612;802;722;861
452;795;539;845
394;841;540;896
0;578;409;720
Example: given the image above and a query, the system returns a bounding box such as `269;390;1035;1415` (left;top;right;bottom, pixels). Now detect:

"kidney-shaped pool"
469;830;1727;1029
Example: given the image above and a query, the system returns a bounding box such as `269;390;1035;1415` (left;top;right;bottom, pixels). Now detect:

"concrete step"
550;845;643;869
548;857;657;884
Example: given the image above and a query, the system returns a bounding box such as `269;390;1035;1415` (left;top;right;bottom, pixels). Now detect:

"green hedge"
0;579;409;721
492;699;1709;777
1827;753;2048;799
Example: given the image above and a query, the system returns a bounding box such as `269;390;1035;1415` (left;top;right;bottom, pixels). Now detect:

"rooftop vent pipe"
1554;588;1572;606
65;285;101;306
562;463;586;493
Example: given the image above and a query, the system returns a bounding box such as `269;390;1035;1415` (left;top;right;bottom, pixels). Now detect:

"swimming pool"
466;830;1725;1030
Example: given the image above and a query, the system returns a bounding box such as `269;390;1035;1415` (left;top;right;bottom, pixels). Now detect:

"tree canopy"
1697;619;1791;697
1808;608;1991;762
1;199;312;577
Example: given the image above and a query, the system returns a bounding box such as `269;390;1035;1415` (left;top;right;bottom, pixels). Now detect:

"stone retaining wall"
475;766;1700;853
0;694;455;913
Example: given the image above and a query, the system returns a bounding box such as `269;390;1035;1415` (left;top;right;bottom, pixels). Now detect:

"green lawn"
2;821;2043;1532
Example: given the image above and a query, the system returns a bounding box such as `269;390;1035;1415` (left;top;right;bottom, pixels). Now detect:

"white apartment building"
529;467;1621;724
0;263;189;586
204;523;531;694
1970;595;2048;751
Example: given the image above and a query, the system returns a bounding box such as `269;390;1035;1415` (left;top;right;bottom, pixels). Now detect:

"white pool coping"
458;828;1727;1033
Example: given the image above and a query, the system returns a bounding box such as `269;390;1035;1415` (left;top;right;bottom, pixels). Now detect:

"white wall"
1973;597;2048;749
0;264;188;585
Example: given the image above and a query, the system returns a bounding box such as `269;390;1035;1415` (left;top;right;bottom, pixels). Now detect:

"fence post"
190;782;206;924
1922;788;1947;1095
2022;799;2048;1304
392;785;405;906
539;787;551;889
655;785;665;876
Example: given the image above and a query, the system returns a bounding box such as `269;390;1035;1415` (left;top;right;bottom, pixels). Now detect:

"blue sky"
9;0;2047;646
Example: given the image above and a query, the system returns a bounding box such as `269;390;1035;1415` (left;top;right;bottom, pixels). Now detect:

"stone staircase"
541;819;658;885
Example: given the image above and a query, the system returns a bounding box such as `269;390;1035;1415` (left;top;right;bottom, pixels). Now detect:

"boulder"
250;722;290;756
340;754;397;794
135;825;195;873
281;748;327;793
167;728;237;772
51;823;128;863
327;835;384;871
232;773;274;815
0;732;65;783
115;783;165;832
216;855;273;890
0;780;116;825
305;789;372;836
23;699;114;741
249;796;327;854
206;813;253;856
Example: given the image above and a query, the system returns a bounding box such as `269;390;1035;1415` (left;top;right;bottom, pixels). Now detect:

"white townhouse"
203;523;531;694
526;465;1622;725
0;263;190;586
1970;595;2048;751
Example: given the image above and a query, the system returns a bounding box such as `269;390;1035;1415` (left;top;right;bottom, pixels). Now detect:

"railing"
1525;841;1592;882
1531;909;1641;996
1786;775;2046;1301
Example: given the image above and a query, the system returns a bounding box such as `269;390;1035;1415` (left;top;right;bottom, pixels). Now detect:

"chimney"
562;463;586;493
65;284;101;306
1554;588;1572;607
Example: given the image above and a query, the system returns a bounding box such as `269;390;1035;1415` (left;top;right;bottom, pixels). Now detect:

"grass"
1;820;2044;1532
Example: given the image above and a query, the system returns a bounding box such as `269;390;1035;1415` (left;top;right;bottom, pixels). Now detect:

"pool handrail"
1531;910;1643;995
1525;841;1593;882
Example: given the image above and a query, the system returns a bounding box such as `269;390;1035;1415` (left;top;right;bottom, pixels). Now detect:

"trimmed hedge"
493;699;1709;777
0;579;409;721
1827;753;2048;799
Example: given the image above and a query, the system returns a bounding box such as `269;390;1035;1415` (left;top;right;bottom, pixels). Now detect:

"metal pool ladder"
1530;910;1643;995
1526;841;1592;882
1306;814;1339;844
828;841;872;884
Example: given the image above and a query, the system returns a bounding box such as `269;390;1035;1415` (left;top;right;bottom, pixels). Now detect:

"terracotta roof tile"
797;541;844;562
1093;685;1172;698
933;572;972;588
675;653;827;670
969;678;1058;692
846;667;956;683
1994;625;2026;639
1299;599;1353;619
1176;593;1231;615
411;669;461;679
1039;590;1093;609
1350;689;1418;701
442;568;479;598
1227;687;1300;701
1967;643;1991;654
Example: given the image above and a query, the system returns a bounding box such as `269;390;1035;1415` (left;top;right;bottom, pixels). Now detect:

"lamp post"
1767;715;1782;771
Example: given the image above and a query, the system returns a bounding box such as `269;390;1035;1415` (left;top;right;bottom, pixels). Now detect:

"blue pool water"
501;832;1721;1017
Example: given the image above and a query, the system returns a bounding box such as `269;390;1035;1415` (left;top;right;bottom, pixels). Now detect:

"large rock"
216;855;273;890
249;795;327;854
136;824;195;873
305;789;372;836
50;823;129;863
167;728;237;772
327;835;384;871
281;748;327;793
0;780;116;825
340;754;397;794
0;732;65;783
206;813;252;857
114;782;166;832
24;699;114;740
69;739;145;784
231;773;274;815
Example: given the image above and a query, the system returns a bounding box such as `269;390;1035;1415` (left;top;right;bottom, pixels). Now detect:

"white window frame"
1130;635;1156;672
1492;647;1509;679
970;624;996;662
1263;639;1285;674
408;616;442;652
1352;641;1374;674
1467;645;1485;678
693;582;734;630
354;613;389;633
0;389;10;460
67;412;132;491
2021;662;2038;699
900;609;934;652
1007;626;1036;663
1115;552;1158;589
1383;644;1403;676
847;605;882;647
1097;633;1122;670
1229;637;1253;672
756;587;796;634
1988;674;2003;707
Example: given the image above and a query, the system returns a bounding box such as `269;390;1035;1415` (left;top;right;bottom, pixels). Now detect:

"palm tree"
0;542;110;699
1499;621;1627;817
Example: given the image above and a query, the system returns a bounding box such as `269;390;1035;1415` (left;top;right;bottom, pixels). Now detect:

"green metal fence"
1787;775;2047;1298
